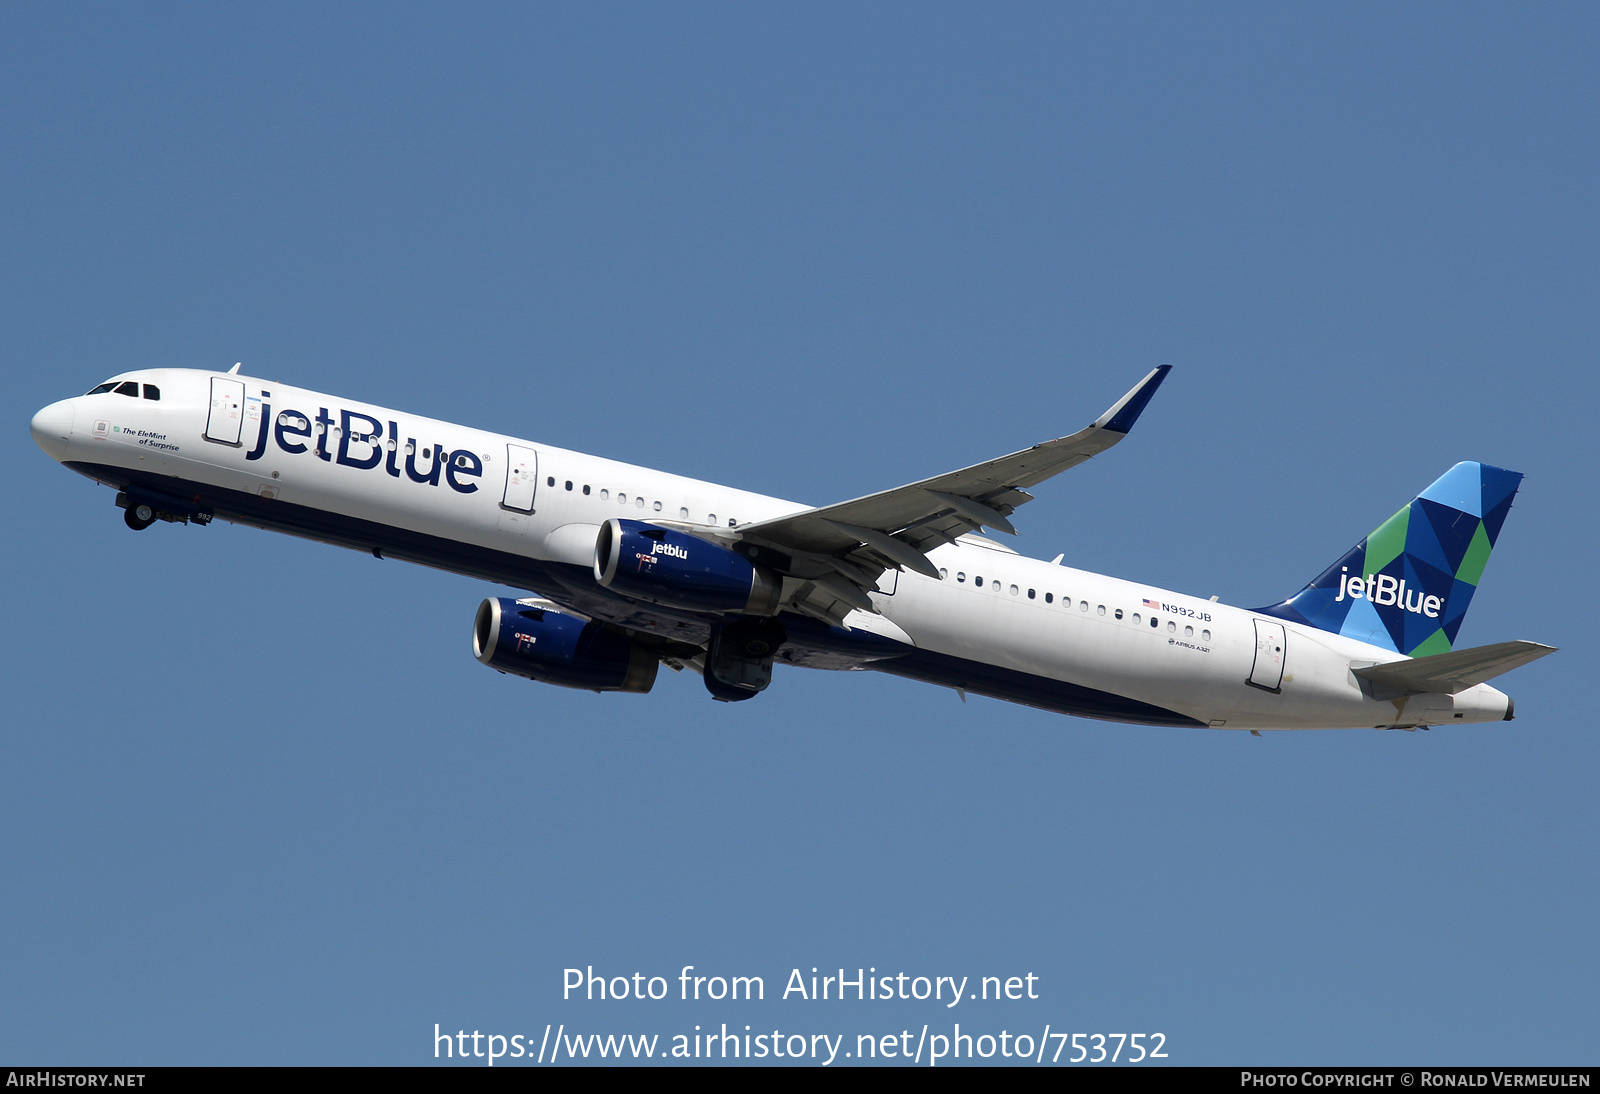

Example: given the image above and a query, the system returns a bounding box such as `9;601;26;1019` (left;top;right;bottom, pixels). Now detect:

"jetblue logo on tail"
1335;568;1442;618
1259;462;1522;656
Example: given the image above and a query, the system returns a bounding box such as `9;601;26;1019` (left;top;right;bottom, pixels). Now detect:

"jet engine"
473;598;658;693
593;519;781;615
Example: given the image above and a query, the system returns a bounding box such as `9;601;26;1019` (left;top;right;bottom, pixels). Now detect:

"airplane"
29;364;1554;731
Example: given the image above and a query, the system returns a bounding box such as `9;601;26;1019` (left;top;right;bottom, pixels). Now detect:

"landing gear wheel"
124;504;155;531
703;618;788;701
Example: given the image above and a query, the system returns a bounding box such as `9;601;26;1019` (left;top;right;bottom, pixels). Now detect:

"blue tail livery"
1259;461;1523;656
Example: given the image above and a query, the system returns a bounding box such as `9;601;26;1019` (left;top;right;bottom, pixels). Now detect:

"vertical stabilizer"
1258;462;1522;655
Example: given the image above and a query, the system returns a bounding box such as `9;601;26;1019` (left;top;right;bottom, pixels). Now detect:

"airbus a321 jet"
31;365;1553;730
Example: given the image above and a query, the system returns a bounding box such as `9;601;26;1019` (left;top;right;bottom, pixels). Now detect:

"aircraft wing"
732;366;1171;624
1352;640;1557;696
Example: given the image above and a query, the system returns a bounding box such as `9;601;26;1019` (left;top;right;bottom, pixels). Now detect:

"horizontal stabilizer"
1352;640;1556;695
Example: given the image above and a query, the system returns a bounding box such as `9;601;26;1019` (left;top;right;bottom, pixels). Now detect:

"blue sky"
3;3;1595;1065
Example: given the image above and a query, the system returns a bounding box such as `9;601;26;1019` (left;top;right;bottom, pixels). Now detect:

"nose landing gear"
114;490;212;531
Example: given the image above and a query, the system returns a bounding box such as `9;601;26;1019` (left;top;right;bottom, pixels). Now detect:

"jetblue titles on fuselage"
247;399;483;494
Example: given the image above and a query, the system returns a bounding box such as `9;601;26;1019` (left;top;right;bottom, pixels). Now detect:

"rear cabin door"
1249;618;1287;691
205;377;246;444
502;444;538;512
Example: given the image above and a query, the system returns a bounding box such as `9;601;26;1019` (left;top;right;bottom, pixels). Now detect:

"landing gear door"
503;444;538;512
1249;618;1286;692
205;377;246;445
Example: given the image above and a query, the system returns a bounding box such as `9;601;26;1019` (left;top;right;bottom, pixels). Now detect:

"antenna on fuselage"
228;362;241;374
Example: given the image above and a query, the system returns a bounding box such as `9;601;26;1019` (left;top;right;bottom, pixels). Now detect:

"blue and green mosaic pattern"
1259;462;1522;655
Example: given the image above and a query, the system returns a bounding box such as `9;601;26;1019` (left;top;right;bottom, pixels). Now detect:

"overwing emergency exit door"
205;377;245;444
502;444;538;512
1249;618;1286;691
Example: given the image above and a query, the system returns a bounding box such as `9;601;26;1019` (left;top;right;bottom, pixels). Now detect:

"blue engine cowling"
473;598;658;693
593;519;781;615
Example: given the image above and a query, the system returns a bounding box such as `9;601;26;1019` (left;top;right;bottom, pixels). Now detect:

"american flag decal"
1143;598;1161;609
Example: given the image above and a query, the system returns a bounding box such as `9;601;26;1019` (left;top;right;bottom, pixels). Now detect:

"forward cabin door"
502;444;538;512
204;377;246;444
1249;618;1287;691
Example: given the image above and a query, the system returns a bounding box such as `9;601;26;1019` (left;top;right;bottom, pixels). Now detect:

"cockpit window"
86;382;118;395
114;381;139;397
142;384;160;401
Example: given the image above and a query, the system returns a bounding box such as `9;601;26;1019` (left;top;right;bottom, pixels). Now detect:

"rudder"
1258;461;1522;655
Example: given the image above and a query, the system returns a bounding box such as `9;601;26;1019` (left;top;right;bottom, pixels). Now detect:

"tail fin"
1259;461;1523;656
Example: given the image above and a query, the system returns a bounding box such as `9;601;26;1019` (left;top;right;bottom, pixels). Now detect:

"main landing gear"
123;503;156;531
703;617;788;703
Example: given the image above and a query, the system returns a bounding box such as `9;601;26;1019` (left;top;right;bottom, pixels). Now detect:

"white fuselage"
32;368;1513;730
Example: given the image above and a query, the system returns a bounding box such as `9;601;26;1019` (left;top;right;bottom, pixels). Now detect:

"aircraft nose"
30;399;75;462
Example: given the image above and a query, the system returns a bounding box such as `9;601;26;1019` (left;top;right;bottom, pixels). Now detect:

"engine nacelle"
594;519;781;615
473;598;658;693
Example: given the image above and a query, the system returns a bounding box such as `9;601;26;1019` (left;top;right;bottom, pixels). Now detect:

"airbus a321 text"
31;365;1554;731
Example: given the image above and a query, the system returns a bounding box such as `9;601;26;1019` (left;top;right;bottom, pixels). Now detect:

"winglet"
1093;365;1171;435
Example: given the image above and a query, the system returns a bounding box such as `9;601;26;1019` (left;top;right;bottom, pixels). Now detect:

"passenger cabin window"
1114;608;1123;620
143;385;160;400
115;381;139;397
1150;616;1158;628
1044;593;1053;603
565;481;573;491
